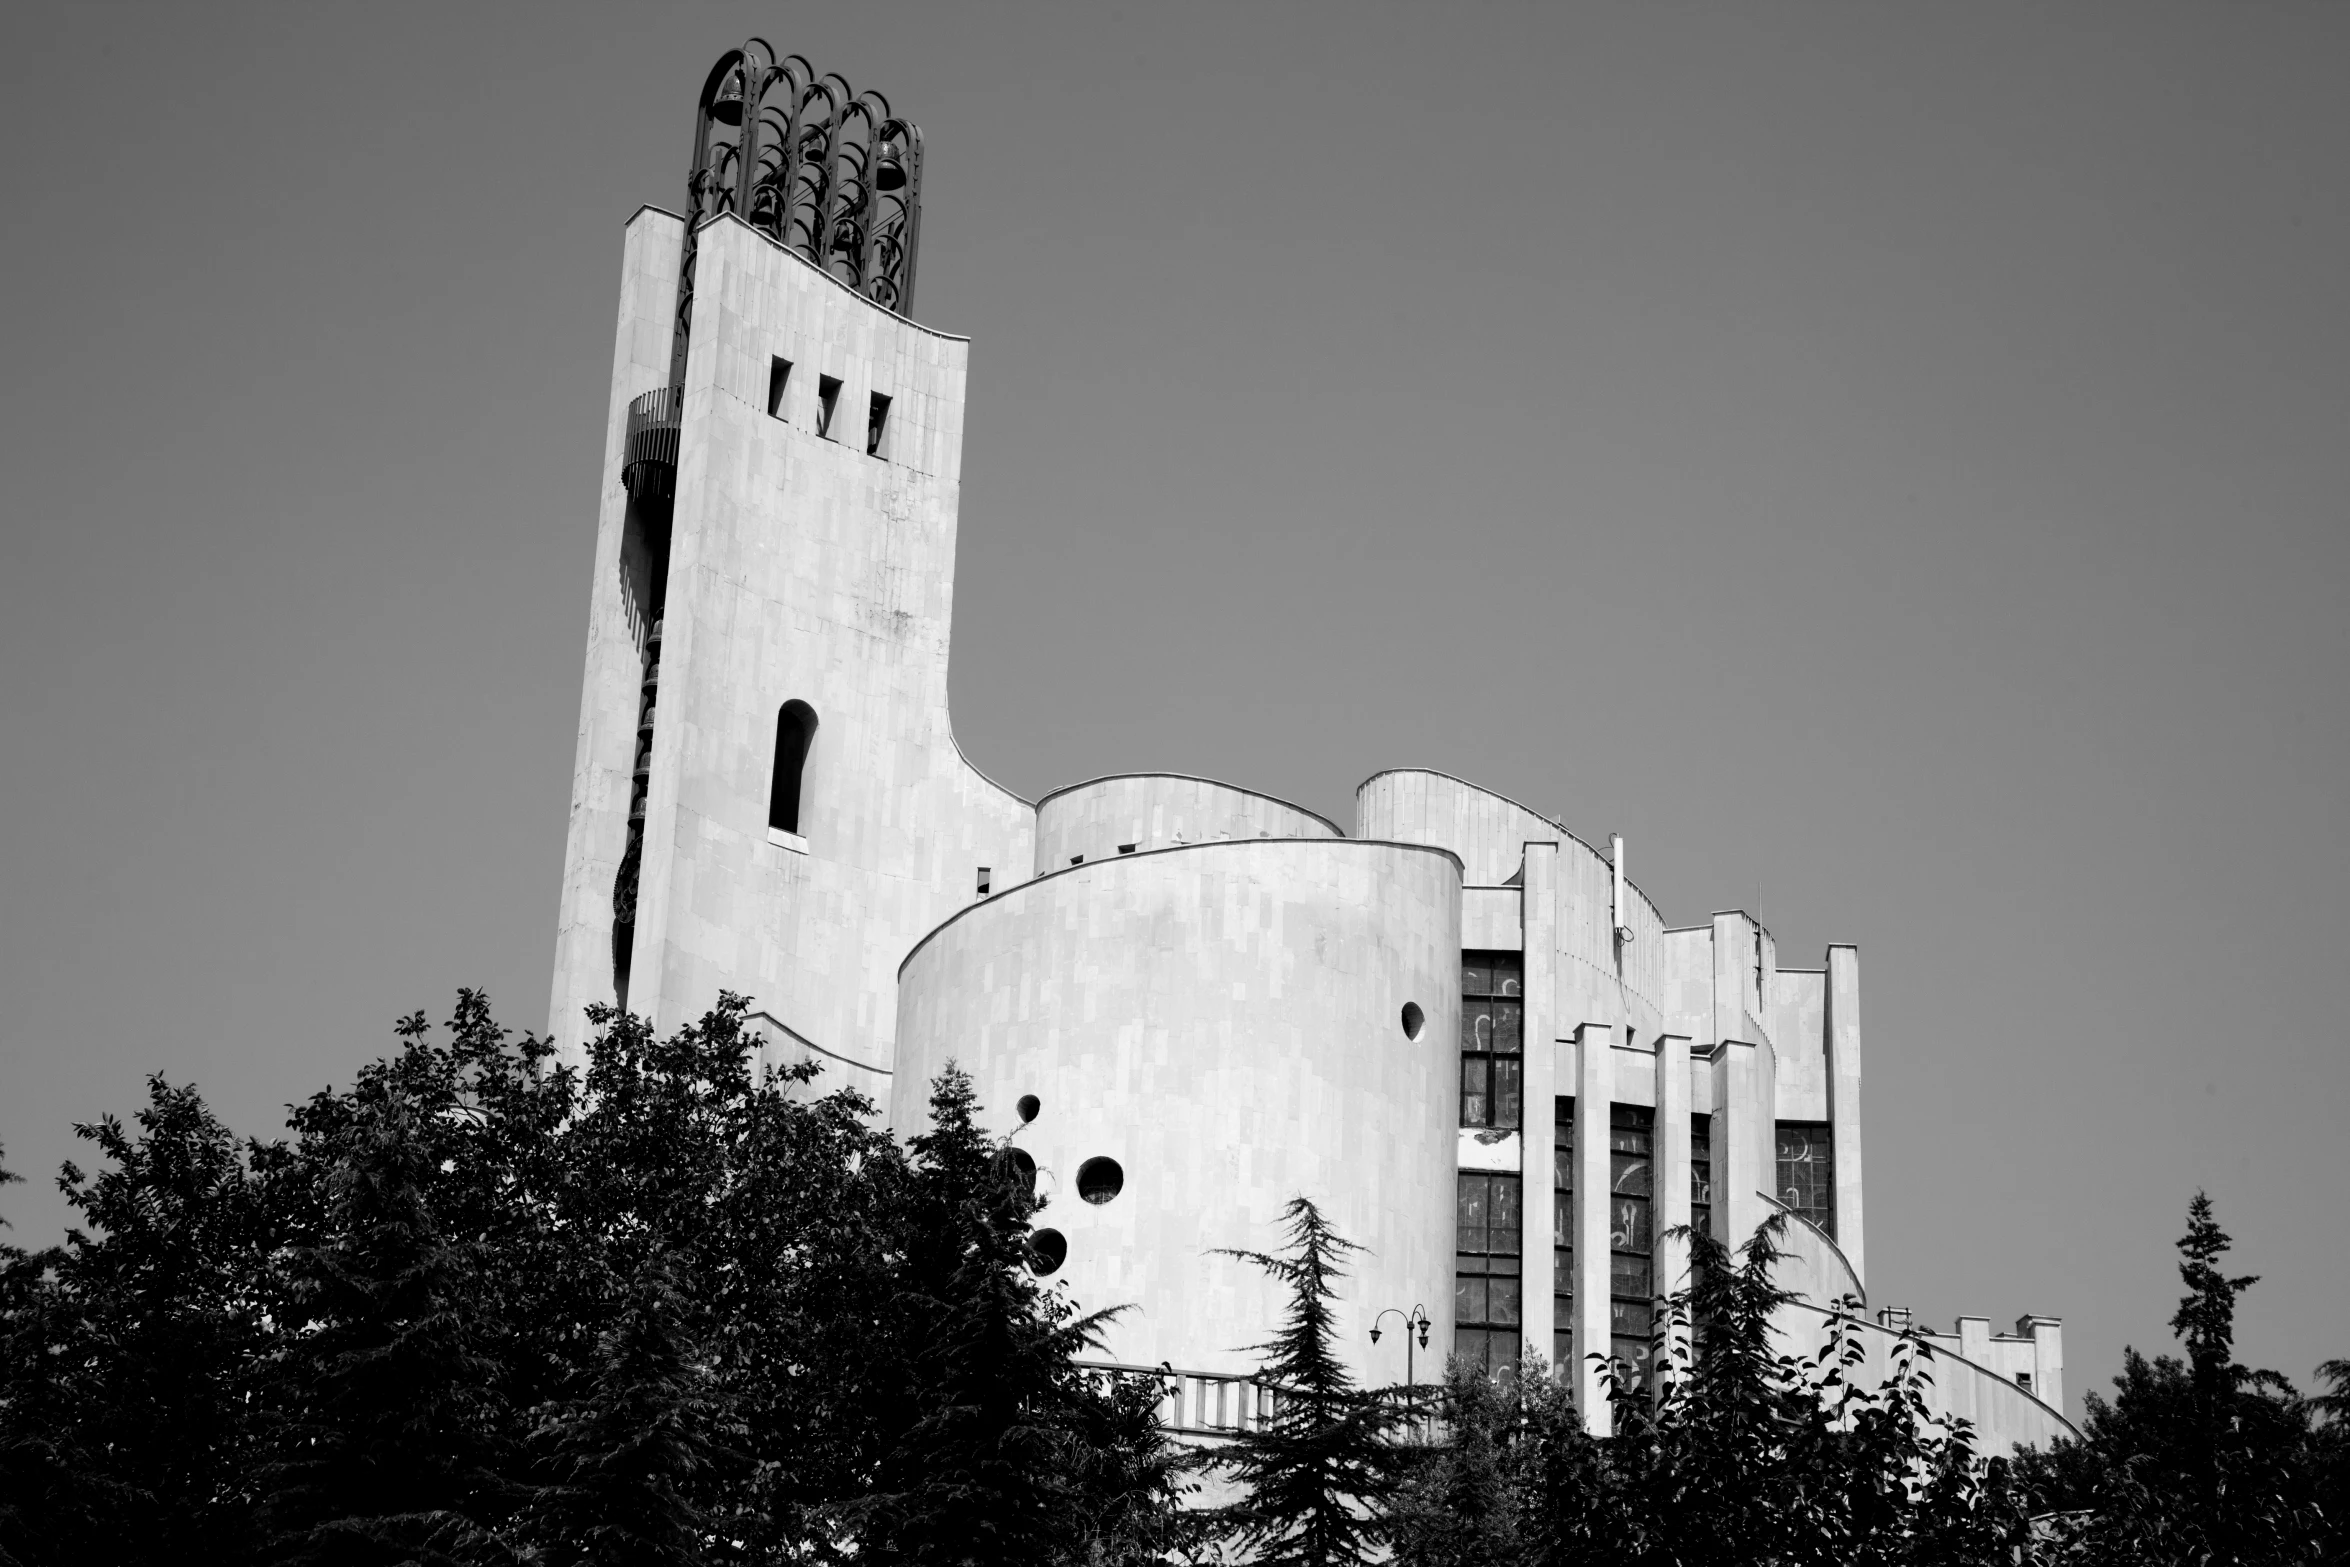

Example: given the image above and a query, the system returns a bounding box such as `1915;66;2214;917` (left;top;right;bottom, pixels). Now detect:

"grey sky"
3;2;2344;1420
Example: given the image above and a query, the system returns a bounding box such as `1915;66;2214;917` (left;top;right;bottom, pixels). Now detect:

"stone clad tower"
547;43;1032;1088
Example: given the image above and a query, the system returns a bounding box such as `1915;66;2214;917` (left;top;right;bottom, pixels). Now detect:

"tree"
1389;1356;1548;1567
256;1092;508;1564
2013;1191;2328;1565
847;1067;1180;1567
1210;1197;1401;1567
519;1253;741;1566
0;1084;272;1566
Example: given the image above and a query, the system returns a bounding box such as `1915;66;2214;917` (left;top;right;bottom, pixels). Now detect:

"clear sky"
3;2;2344;1421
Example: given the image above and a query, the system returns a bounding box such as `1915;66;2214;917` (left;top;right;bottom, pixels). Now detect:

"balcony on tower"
622;387;683;502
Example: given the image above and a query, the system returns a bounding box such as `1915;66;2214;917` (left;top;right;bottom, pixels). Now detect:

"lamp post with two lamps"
1370;1304;1434;1392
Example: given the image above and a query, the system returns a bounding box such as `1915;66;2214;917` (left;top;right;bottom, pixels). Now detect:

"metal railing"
623;387;684;500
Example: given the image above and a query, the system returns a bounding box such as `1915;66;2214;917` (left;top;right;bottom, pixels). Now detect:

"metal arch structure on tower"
670;40;925;387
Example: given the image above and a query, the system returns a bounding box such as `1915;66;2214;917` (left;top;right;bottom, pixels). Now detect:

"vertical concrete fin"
1826;943;1865;1285
1519;842;1559;1374
1573;1020;1613;1434
1655;1032;1693;1397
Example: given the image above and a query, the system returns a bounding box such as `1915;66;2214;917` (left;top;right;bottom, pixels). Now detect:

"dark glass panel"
1458;1173;1488;1244
1611;1196;1652;1256
1490;1178;1521;1253
1461;1000;1493;1052
1610;1253;1653;1299
1489;1274;1522;1326
1462;956;1492;994
1611;1148;1652;1199
1460;1057;1488;1128
1493;956;1523;997
1494;1058;1523;1131
1491;1000;1523;1052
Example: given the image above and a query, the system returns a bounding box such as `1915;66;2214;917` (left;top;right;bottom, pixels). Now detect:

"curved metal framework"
670;40;925;384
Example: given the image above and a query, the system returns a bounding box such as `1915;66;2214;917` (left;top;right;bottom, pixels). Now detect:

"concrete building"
547;43;2075;1456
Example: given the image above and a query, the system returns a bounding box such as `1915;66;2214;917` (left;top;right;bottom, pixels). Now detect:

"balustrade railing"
1074;1361;1278;1438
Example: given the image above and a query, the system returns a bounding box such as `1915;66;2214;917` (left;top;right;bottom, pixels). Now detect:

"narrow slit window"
767;357;792;419
1609;1104;1657;1386
1553;1097;1575;1373
1118;842;1137;855
1070;854;1084;866
816;375;843;439
976;866;991;897
866;391;891;456
769;700;818;836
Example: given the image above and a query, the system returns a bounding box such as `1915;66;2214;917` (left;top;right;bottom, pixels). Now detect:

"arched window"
769;700;818;835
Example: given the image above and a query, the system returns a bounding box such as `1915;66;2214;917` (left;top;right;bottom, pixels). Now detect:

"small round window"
1000;1146;1037;1196
1029;1228;1068;1275
1400;1001;1426;1041
1016;1094;1041;1123
1075;1156;1124;1206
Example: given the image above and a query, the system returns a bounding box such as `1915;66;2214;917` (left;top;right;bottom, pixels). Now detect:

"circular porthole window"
1029;1228;1068;1275
1016;1094;1041;1123
1075;1156;1125;1205
1000;1146;1037;1196
1401;1001;1426;1041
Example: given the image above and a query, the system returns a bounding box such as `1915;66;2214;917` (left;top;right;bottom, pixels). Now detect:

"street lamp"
1370;1304;1434;1391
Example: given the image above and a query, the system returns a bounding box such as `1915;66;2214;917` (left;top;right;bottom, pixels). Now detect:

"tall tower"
548;43;1033;1086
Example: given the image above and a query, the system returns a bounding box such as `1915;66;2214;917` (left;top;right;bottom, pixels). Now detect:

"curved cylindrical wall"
1033;774;1342;876
1356;768;1667;1026
894;838;1462;1382
1775;1306;2078;1457
1765;1198;1866;1309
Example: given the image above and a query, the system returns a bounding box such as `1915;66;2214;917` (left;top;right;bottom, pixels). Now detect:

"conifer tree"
1211;1196;1400;1567
849;1067;1173;1566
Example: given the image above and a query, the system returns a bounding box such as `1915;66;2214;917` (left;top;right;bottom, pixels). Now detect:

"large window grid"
1609;1105;1656;1383
1552;1098;1574;1373
1455;1171;1522;1380
1774;1122;1836;1240
1459;953;1523;1130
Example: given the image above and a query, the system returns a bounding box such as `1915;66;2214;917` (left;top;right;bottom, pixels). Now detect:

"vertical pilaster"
1712;1039;1767;1254
1519;843;1558;1371
1573;1020;1613;1432
1826;943;1865;1285
2022;1316;2064;1412
1711;912;1752;1057
1655;1032;1692;1391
